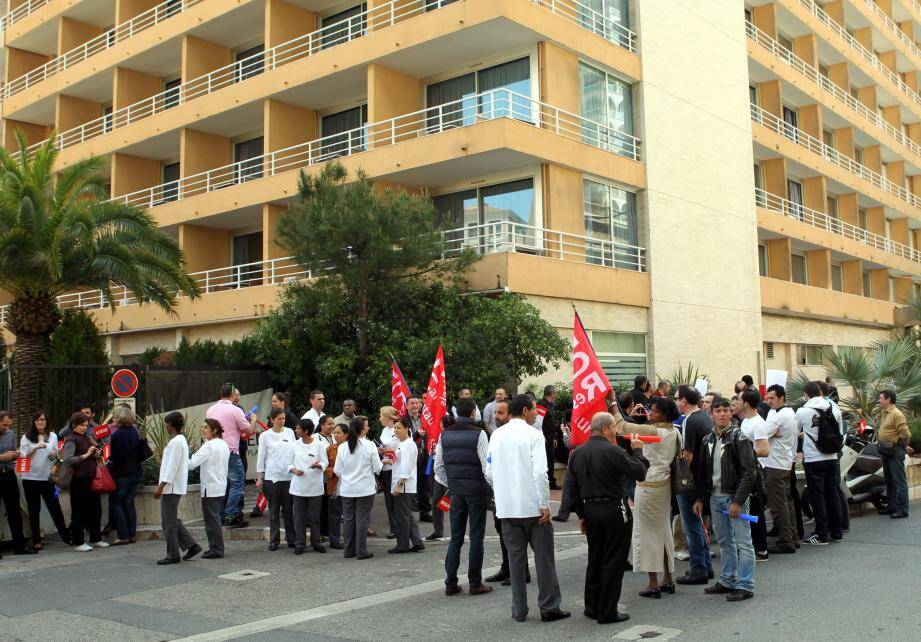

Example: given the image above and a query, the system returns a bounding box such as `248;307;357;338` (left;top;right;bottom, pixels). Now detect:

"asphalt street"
0;497;917;641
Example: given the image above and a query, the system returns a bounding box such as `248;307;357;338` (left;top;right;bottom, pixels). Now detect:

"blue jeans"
444;494;488;588
882;448;909;515
710;494;755;592
112;476;140;540
221;453;245;520
677;492;712;576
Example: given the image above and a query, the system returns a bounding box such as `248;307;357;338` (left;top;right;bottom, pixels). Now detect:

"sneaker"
802;534;828;546
91;541;110;549
74;543;93;552
674;549;690;561
755;551;769;562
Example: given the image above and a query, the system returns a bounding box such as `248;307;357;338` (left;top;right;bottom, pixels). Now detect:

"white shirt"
301;408;325;426
486;418;549;519
257;428;296;482
796;397;837;463
159;434;190;495
392;437;418;494
452;404;481;421
289;438;329;497
763;407;797;470
740;414;770;461
333;437;383;497
19;433;58;481
379;426;398;472
482;401;498;431
188;437;230;498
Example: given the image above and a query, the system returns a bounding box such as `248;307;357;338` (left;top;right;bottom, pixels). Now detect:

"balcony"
2;0;197;101
755;187;921;268
745;20;921;162
760;276;899;326
852;0;921;70
750;102;921;212
108;89;642;215
23;0;636;159
0;0;53;31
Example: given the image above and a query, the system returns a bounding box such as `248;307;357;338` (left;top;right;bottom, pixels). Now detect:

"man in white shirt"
486;394;569;624
795;382;843;546
301;389;326;425
482;387;507;433
738;389;770;560
451;387;482;422
762;385;798;554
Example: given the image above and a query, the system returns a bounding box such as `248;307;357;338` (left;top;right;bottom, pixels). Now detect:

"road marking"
175;544;588;641
217;570;270;581
612;625;684;640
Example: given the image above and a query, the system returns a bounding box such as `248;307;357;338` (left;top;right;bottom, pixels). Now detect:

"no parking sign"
111;369;139;398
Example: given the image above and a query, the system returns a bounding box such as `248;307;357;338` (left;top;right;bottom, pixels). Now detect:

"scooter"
842;430;889;511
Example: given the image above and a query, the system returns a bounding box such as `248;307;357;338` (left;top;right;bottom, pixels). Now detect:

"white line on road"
174;544;589;642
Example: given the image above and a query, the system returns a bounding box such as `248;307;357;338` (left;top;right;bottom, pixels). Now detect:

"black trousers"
748;491;768;552
494;513;509;573
545;439;555;487
416;447;431;516
0;470;26;549
22;479;69;545
583;502;631;623
789;466;804;540
69;477;101;546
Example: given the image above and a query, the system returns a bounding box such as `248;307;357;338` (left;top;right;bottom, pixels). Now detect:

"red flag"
93;424;110;441
391;358;412;416
571;310;612;447
421;344;447;453
15;457;31;474
256;492;268;512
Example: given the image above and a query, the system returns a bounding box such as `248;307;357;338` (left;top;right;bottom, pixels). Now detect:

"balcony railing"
108;89;641;211
755;187;921;264
795;0;921;115
0;0;52;31
2;0;199;101
25;0;634;156
856;0;921;65
0;223;645;324
750;102;921;210
745;20;921;160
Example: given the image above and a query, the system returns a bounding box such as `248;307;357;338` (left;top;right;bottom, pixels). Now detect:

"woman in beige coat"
630;397;681;598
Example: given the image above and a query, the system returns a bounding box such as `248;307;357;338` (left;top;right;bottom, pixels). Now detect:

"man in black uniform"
536;386;561;490
566;411;649;624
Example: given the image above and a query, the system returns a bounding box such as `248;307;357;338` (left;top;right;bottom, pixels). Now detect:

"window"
102;105;113;133
831;264;843;291
426;58;531;129
792;253;807;284
826;196;838;218
592;331;647;382
163;0;182;18
822;129;834;147
235;44;265;82
796;344;826;366
234;137;264;183
159;162;180;203
749;85;758;106
753;163;762;191
863;270;872;296
578;0;630;47
854;145;864;165
583;179;640;270
162;77;181;111
782;105;798;142
787;179;803;220
850;86;860;101
819;63;829;78
433;178;536;251
320;4;367;50
320;105;368;159
231;232;263;287
758;244;768;277
579;63;634;156
744;8;752;23
778;33;793;53
858;206;868;241
425;0;460;12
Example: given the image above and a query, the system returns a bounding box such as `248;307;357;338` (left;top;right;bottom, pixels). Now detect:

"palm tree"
0;132;198;436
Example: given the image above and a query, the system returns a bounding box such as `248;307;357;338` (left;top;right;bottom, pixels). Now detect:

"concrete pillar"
878;51;897;73
752;3;776;38
798;104;822;139
862;145;882;173
540;164;584;238
870;269;890;301
757;79;782;117
852;27;873;50
110;153;160;197
367;64;421;147
57;17;104;56
828;63;849;91
881;105;902;129
264;99;316;153
265;0;316;49
55;95;102;133
823;0;845;24
838;193;859;227
793;34;818;68
539;41;581;115
802;176;826;212
116;0;161;24
842;260;863;295
178;224;231;273
113;67;161;113
833;126;854;159
5;48;51;82
761;158;787;198
866;207;886;237
181;36;233;82
886;161;905;189
179;129;232;179
3;120;50;151
806;249;831;288
766;238;792;281
262;203;289;261
893;276;913;304
889;217;909;246
857;85;877;111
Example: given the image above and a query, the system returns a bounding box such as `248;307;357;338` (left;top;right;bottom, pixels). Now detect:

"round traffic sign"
111;369;139;398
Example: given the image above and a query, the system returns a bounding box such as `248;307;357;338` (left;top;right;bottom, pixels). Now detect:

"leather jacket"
694;427;757;506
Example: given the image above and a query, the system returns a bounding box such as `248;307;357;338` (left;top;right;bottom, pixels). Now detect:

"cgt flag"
391;357;413;416
570;310;612;447
420;344;447;454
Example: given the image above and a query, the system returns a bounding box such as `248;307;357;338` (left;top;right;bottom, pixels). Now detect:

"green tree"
277;162;474;361
46;309;108;366
0;133;198;435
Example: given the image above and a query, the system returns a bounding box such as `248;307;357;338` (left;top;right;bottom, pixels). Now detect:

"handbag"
50;457;72;490
669;432;695;496
137;437;154;462
91;462;116;494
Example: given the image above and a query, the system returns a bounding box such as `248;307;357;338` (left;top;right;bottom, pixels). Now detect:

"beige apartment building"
0;0;916;392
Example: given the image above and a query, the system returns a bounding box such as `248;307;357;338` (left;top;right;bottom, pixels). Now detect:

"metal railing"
856;0;921;65
443;221;646;271
0;0;52;31
750;102;921;210
746;20;921;160
2;0;198;100
108;89;641;211
755;187;921;263
795;0;921;115
0;222;645;324
25;0;634;156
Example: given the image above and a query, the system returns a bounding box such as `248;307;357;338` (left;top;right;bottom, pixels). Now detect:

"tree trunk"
9;334;50;441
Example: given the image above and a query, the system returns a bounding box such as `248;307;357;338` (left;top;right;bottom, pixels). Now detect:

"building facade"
0;0;916;392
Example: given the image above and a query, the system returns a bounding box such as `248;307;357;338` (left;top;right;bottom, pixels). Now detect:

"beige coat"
632;423;679;574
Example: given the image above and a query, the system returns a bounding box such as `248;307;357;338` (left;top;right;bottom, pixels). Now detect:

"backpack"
807;407;842;454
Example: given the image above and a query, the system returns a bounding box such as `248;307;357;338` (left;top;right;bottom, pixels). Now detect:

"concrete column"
852;27;873;50
866;207;886;237
881;105;901;129
752;3;776;38
761;158;787;198
857;85;877;111
55;95;102;133
5;48;51;82
876;0;893;17
862;145;882;173
889;217;909;246
179;129;232;178
798;104;822;139
3;120;50;151
842;259;863;295
178;224;231;272
913;229;921;250
828;63;849;91
181;36;233;81
870;269;890;301
823;0;845;24
886;161;905;188
264;99;316;153
367;64;421;147
57;17;104;56
757;80;782;117
262;203;289;261
837;193;859;227
539;41;581;114
111;153;160;197
910;175;921;197
116;0;161;24
893;276;913;304
540;164;584;238
806;249;831;288
802;176;826;212
903;72;919;94
113;67;161;113
878;51;897;73
833;127;854;159
793;34;818;68
766;238;792;281
265;0;316;49
908;122;921;145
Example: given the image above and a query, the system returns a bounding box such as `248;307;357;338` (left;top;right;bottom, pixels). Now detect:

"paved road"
0;499;917;641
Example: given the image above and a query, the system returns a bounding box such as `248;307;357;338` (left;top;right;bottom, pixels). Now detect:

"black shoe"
287;542;296;548
268;543;279;552
707;568;714;579
156;557;181;565
13;547;37;555
294;547;305;555
551;515;568;523
658;581;675;594
726;589;754;602
425;533;442;542
419;514;433;523
445;584;463;596
102;524;113;536
183;544;202;561
705;582;733;595
411;544;425;552
755;551;769;562
224;518;250;529
329;542;343;550
638;588;661;599
597;613;630;624
486;571;509;583
201;551;223;559
386;533;397;540
512;614;528;623
765;527;778;537
891;512;909;519
676;573;708;585
388;547;411;554
357;553;374;560
767;544;796;554
501;578;511;586
313;545;327;553
625;561;633;572
540;609;571;622
877;508;896;515
250;509;263;518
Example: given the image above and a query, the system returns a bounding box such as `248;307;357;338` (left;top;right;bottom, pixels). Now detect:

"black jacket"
694;427;757;506
536;397;558;442
566;435;649;518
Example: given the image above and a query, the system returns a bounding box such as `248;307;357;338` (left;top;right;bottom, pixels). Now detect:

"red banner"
420;344;447;453
391;358;412;416
256;492;268;512
570;310;612;447
436;495;451;512
15;457;31;474
101;443;111;463
93;424;110;441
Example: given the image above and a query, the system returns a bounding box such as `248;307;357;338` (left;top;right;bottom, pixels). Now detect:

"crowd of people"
0;375;913;626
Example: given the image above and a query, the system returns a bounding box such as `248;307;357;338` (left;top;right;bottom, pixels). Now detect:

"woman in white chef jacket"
257;407;297;551
188;418;230;559
154;412;201;565
289;418;329;554
333;416;382;560
387;417;425;554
